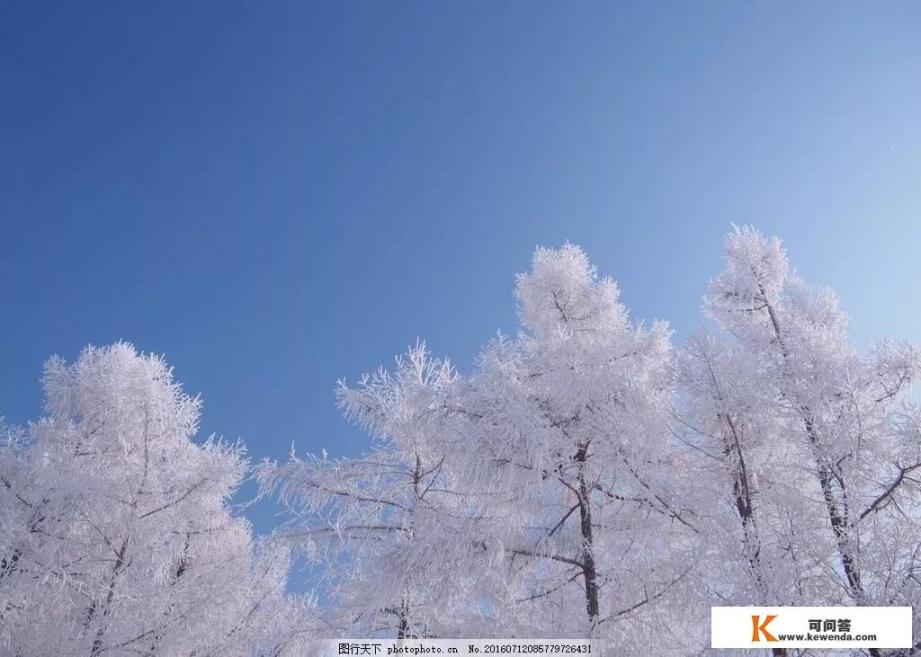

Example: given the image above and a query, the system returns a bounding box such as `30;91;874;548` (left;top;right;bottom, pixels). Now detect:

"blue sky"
2;2;921;538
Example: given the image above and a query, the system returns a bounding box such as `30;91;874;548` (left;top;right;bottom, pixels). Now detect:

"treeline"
2;228;919;656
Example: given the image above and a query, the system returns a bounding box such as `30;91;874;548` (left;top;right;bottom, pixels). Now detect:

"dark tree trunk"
574;446;600;628
396;600;411;639
89;536;129;657
722;415;788;657
760;290;876;657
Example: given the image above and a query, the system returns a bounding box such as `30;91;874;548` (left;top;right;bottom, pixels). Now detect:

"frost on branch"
699;227;921;655
5;231;919;655
258;342;496;639
0;343;317;657
258;236;920;652
459;243;693;646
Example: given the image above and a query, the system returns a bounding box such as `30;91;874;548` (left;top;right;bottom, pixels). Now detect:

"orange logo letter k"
751;614;778;642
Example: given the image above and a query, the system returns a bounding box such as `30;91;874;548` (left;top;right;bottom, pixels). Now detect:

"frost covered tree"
16;231;914;655
0;343;317;657
258;343;492;639
702;227;921;655
261;245;705;648
678;332;815;657
457;244;697;645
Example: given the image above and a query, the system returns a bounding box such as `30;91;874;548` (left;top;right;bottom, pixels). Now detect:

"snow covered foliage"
264;233;920;654
257;343;495;639
263;244;698;649
0;343;317;657
707;227;920;597
459;244;696;645
3;230;920;656
681;227;921;656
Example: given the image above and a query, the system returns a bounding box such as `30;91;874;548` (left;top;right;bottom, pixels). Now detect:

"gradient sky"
3;2;921;539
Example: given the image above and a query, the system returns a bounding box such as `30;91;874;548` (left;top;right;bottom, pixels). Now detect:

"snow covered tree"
703;227;921;655
457;244;697;645
34;231;911;655
0;343;317;657
260;246;699;646
258;343;494;639
678;331;823;657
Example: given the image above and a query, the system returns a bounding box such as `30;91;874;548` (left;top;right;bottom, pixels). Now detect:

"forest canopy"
3;228;919;656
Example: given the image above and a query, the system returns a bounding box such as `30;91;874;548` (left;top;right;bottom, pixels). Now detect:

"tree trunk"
574;446;600;629
721;414;787;657
89;536;129;657
760;291;876;657
396;600;411;639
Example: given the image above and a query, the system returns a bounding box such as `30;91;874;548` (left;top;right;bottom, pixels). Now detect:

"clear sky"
3;2;921;538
